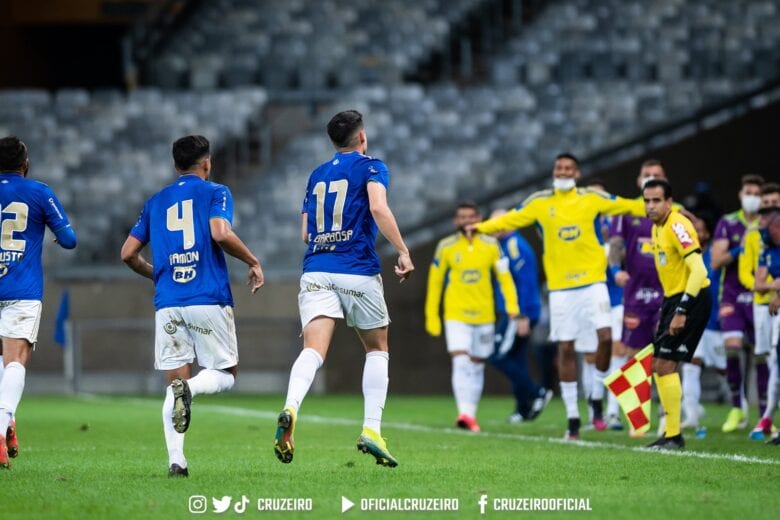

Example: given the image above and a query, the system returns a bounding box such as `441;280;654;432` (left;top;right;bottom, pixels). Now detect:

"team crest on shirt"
454;252;462;264
632;218;642;226
671;222;694;247
557;225;580;241
173;265;197;283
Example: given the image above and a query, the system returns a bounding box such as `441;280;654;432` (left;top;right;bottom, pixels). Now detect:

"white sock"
452;355;472;416
284;348;323;412
467;360;485;418
763;357;778;420
187;368;235;397
560;381;580;419
582;362;594;400
592;369;607;401
362;351;389;434
162;385;186;468
607;355;627;417
682;363;702;424
0;361;25;435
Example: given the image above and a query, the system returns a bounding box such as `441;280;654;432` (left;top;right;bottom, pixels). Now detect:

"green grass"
2;394;779;519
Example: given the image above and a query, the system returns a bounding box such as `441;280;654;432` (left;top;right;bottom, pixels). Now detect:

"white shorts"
445;320;495;359
753;304;780;356
611;304;624;341
575;328;598;354
692;329;726;369
0;300;42;344
154;305;238;371
549;283;612;343
298;272;389;330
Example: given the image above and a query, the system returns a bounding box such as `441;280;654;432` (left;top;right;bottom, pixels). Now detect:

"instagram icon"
189;495;208;514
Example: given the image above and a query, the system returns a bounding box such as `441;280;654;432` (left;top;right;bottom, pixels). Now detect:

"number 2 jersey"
301;151;388;275
0;173;72;300
130;174;233;310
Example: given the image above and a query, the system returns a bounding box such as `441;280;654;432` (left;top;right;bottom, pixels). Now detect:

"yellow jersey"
425;232;519;328
652;211;711;297
475;188;645;291
739;223;772;304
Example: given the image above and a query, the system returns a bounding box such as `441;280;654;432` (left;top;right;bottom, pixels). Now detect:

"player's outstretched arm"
209;218;264;293
367;181;414;282
120;235;153;279
52;226;77;249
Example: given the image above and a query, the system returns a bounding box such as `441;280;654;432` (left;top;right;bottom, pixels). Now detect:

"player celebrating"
121;135;264;477
425;203;520;431
467;153;645;439
643;179;711;450
713;175;763;433
273;110;413;467
0;136;77;469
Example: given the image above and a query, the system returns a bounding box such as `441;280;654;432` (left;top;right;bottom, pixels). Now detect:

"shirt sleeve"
670;214;701;257
40;185;71;232
597;193;646;217
713;218;729;242
738;232;757;290
129;202;150;244
210;185;233;224
366;159;389;188
610;215;625;239
494;246;519;316
476;203;538;234
424;240;448;334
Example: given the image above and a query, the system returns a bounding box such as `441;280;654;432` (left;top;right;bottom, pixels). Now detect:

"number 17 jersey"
302;151;389;275
130;174;233;310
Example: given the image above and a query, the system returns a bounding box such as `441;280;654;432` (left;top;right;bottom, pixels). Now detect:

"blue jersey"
0;173;72;300
494;231;542;321
758;242;780;279
302;151;389;275
703;245;721;331
130;174;233;310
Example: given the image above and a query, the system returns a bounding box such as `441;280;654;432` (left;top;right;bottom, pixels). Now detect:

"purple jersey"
713;210;750;304
611;213;662;308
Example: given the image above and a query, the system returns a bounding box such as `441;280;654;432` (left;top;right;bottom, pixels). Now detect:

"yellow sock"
655;372;682;438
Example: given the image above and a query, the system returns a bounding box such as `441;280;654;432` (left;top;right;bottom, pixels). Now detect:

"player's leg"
445;321;478;429
606;305;627;429
185;305;238;401
751;303;773;439
0;339;31;469
0;349;18;458
490;315;533;421
586;284;612;430
721;299;748;431
681;358;703;430
155;307;196;476
550;289;582;439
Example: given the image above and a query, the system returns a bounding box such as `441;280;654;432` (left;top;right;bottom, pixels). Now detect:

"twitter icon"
212;496;232;514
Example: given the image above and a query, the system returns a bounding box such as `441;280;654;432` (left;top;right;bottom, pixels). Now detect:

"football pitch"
2;394;778;519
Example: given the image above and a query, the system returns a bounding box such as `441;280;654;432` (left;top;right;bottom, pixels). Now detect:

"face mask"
741;195;760;214
553;178;576;191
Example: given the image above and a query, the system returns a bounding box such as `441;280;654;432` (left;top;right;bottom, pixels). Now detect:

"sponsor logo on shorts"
719;303;735;318
677;344;688;353
737;292;753;304
305;282;365;298
635;288;661;305
557;225;581;241
173;265;197;283
164;319;213;336
659;347;672;353
624;313;641;329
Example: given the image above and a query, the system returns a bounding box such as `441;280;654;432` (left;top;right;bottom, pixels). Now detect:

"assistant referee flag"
605;345;653;433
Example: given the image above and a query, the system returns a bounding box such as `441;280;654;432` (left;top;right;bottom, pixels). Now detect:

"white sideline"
103;396;780;466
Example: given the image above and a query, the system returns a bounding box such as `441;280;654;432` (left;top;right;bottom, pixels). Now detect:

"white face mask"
741;194;760;214
553;178;576;191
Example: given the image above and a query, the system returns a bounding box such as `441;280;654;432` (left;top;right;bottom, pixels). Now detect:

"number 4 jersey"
302;151;389;275
0;173;72;300
130;174;233;310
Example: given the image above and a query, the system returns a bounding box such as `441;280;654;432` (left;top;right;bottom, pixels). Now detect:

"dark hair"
0;136;28;171
761;182;780;196
327;110;363;148
555;152;579;166
741;174;764;187
640;158;664;170
456;201;480;214
172;135;210;171
585;177;606;190
642;178;672;199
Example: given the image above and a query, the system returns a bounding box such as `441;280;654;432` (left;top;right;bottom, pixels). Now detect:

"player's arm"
52;226;77;249
754;265;775;292
367;181;414;281
710;238;736;270
424;243;447;337
210;218;264;293
120;235;153;279
494;253;520;318
42;187;77;249
473;205;537;236
668;251;708;336
301;213;309;244
597;193;645;217
738;236;757;292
